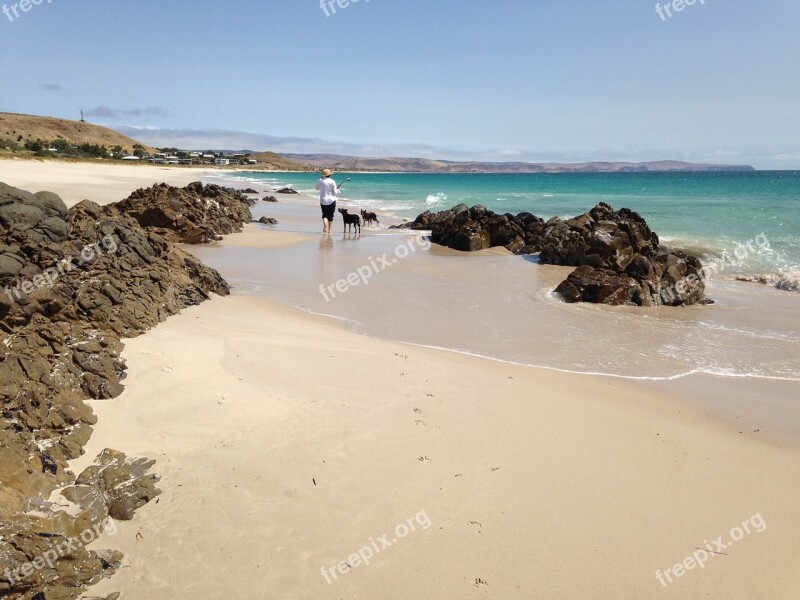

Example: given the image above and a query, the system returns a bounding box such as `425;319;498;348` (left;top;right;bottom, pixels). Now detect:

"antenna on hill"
80;109;85;123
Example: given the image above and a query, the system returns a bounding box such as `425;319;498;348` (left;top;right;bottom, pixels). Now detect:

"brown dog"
360;209;380;226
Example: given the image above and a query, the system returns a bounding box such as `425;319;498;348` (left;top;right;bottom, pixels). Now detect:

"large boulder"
539;203;659;269
0;182;70;243
555;265;644;306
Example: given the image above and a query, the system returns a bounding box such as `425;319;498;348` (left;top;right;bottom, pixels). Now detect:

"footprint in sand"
161;366;173;374
417;456;432;463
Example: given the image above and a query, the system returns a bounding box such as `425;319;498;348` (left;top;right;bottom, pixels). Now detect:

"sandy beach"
2;161;799;599
0;159;205;207
72;292;799;599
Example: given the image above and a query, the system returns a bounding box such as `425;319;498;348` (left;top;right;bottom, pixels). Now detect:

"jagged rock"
538;203;659;269
61;449;161;523
555;265;645;306
262;195;278;203
241;188;258;194
276;187;298;194
0;181;236;599
256;217;278;225
107;182;254;244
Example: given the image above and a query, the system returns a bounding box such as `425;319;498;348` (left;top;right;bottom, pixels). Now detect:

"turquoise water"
224;171;800;284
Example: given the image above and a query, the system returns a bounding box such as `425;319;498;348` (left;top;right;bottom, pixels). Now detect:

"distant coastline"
279;154;756;174
1;111;758;174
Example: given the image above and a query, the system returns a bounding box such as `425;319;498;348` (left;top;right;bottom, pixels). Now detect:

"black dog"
360;209;380;226
338;208;361;233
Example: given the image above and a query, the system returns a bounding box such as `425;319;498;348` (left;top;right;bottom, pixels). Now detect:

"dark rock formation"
256;216;278;225
407;202;708;306
61;449;161;523
263;196;278;203
108;182;254;244
276;187;298;194
0;180;237;598
241;188;258;194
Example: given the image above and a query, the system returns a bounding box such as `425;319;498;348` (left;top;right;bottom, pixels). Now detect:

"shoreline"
2;159;798;598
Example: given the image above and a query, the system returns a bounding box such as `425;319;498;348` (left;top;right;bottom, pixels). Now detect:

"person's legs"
321;203;330;233
321;202;336;234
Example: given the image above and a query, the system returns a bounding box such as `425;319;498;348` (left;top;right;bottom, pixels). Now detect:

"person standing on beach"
315;168;337;234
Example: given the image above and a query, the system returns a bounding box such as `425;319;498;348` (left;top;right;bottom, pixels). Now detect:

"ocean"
223;170;800;288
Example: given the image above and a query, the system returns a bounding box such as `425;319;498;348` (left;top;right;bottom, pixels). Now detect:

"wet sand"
189;194;800;447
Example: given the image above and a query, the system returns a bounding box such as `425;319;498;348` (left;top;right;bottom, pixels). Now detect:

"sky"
1;0;799;168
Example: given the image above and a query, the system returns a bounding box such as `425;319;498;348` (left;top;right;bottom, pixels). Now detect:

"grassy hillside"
0;112;156;153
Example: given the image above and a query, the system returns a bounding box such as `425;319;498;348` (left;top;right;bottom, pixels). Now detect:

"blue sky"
1;0;798;168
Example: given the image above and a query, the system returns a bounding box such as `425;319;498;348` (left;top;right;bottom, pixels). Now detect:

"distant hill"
283;153;755;173
0;113;313;170
0;112;157;153
246;151;316;171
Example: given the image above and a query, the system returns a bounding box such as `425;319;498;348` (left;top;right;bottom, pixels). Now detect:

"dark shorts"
321;202;336;220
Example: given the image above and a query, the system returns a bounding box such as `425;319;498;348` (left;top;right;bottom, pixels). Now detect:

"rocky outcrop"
256;216;278;225
108;182;255;244
394;204;544;254
276;187;298;194
408;202;708;306
1;180;235;598
539;203;707;306
263;196;278;203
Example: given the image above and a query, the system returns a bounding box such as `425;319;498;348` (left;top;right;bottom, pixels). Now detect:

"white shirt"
315;177;337;205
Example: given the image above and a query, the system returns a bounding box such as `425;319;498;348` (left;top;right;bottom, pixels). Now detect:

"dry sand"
0;159;206;206
3;160;798;598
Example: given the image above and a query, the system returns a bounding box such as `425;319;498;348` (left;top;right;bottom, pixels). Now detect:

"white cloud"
85;106;168;119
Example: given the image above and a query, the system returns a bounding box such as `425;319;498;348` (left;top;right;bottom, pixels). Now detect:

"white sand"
75;295;800;599
0;159;205;206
